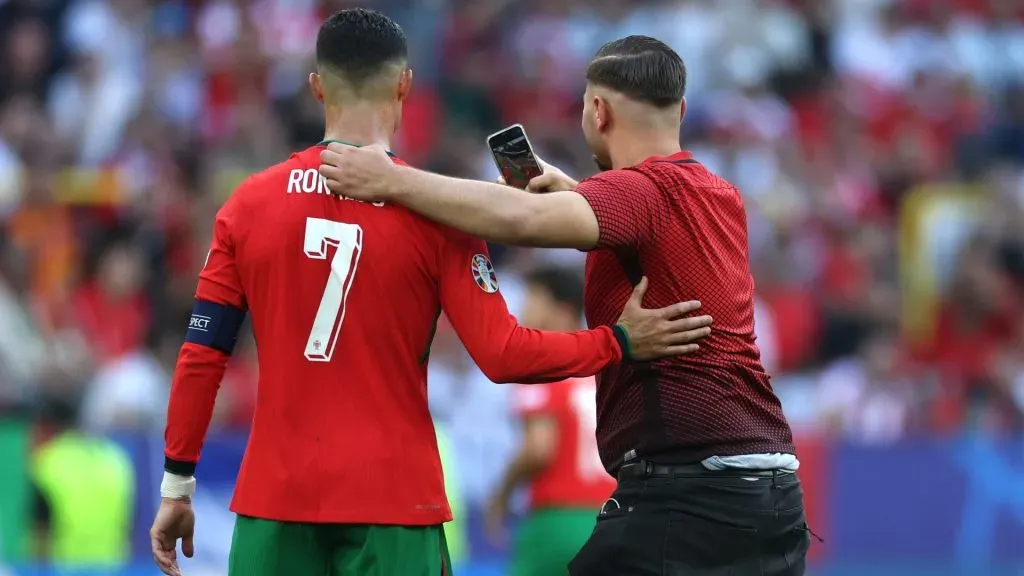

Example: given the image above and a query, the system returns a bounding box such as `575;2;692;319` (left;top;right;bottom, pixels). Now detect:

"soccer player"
319;35;810;575
149;14;714;576
486;267;616;576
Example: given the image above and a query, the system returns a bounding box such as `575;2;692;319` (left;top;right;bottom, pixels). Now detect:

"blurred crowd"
1;0;1023;505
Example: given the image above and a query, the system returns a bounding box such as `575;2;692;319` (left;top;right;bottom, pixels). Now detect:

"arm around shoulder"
389;165;601;249
516;191;600;250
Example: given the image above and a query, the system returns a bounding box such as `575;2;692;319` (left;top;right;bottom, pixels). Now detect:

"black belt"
618;460;795;480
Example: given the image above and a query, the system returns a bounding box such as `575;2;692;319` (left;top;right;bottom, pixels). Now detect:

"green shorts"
228;515;452;576
511;507;598;576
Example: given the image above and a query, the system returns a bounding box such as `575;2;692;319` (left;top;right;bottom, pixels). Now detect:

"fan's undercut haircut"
586;35;686;108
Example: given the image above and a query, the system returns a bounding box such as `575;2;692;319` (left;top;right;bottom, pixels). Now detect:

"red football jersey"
576;151;795;473
163;145;624;525
513;378;616;510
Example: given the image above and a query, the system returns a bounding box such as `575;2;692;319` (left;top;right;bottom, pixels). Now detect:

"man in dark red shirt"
320;35;809;575
149;15;713;576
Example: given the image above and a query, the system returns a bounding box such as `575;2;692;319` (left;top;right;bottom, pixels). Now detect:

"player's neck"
322;104;394;150
608;133;682;169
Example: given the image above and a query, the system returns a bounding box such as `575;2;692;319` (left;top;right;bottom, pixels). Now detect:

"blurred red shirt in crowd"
72;243;149;363
915;249;1023;430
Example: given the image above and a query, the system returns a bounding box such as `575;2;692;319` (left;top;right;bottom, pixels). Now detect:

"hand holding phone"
487;124;543;189
523;161;578;193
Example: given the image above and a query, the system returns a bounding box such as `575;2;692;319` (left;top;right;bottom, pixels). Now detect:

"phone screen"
489;127;543;189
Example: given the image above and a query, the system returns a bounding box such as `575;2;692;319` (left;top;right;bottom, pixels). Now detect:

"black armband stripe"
185;299;246;354
164;457;197;477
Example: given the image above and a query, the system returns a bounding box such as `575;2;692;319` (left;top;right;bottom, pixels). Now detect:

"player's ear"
678;96;687;125
309;72;325;104
397;68;413;102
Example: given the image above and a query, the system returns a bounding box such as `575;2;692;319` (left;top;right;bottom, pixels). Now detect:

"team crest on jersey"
470;254;499;293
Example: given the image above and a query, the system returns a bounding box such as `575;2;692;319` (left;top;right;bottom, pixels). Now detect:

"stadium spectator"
30;393;134;567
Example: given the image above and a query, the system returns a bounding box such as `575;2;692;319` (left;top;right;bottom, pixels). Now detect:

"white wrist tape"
160;471;196;499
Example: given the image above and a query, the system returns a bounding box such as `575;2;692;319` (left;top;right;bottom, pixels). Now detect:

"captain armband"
184;299;247;354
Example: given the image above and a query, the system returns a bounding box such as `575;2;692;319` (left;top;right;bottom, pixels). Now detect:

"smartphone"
487;124;543;189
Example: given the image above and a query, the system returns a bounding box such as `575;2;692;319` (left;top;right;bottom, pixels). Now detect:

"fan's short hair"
586;36;686;108
316;8;408;88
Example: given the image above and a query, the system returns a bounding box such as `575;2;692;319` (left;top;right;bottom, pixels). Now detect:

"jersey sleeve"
163;189;248;476
437;232;623;384
575;170;662;250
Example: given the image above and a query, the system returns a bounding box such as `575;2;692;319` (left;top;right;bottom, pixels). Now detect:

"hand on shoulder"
318;143;398;202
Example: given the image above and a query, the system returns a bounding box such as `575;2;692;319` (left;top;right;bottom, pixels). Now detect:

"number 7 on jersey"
303;217;363;362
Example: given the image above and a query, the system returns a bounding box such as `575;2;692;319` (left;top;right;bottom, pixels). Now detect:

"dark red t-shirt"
576;152;796;473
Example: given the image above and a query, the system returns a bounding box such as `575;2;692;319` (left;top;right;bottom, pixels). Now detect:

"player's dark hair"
316;8;408;88
526;267;584;318
586;35;686;108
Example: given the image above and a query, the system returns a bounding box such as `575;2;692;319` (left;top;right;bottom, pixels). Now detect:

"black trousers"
569;462;811;575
